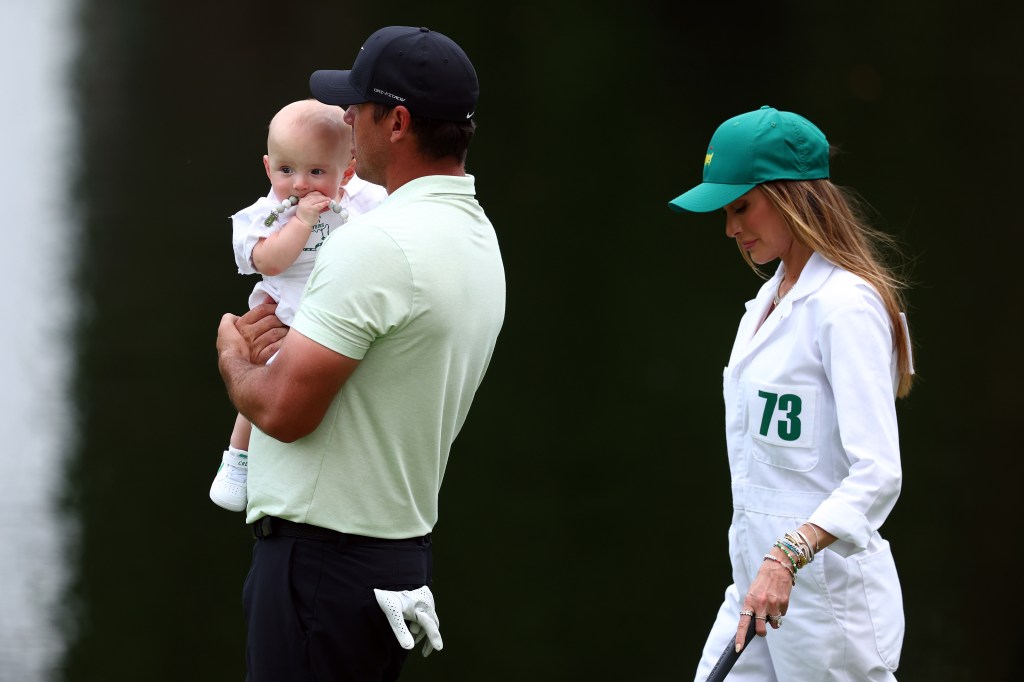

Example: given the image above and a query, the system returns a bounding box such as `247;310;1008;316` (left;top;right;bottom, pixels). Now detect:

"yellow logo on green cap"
704;150;714;167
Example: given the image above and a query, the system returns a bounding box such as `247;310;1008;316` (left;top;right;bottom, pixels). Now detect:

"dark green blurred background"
60;1;1020;680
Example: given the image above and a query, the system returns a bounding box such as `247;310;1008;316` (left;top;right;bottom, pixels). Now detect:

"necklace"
263;195;348;227
773;282;789;307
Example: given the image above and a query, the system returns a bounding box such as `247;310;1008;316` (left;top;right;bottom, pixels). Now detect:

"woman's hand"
736;549;793;651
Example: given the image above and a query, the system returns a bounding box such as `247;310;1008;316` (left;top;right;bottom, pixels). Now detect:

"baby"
210;99;387;512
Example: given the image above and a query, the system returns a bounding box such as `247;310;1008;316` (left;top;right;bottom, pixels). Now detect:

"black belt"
252;516;429;546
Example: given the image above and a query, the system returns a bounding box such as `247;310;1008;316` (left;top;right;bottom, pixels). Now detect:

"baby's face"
264;127;350;203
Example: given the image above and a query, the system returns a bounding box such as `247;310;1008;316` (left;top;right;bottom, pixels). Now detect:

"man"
216;25;506;681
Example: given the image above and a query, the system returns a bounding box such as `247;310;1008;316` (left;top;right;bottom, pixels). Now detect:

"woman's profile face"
722;186;796;265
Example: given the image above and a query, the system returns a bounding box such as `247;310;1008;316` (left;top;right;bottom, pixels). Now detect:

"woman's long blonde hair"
753;179;915;398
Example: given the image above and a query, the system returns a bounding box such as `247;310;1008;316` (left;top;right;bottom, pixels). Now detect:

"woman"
668;106;914;681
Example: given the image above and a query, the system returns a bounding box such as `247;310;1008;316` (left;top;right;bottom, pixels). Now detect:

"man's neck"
385;159;465;194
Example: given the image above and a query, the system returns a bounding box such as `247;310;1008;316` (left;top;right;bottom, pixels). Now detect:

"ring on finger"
754;615;768;621
767;614;783;625
739;610;754;617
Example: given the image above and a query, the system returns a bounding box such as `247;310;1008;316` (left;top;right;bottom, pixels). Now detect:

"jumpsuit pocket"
746;381;820;471
858;543;904;671
749;440;818;471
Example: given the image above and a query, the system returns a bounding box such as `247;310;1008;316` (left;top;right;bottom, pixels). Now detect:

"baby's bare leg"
230;413;253;451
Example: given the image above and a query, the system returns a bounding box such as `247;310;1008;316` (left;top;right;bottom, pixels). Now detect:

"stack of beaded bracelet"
762;526;818;586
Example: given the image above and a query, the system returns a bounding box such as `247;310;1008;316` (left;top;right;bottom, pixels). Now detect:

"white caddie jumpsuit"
695;252;906;682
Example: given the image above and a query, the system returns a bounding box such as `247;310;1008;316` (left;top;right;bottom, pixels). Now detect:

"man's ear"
390;106;413;142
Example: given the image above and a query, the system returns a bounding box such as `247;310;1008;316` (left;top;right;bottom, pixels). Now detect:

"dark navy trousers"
243;527;432;682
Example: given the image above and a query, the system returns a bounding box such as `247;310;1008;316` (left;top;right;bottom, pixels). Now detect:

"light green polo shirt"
246;174;506;538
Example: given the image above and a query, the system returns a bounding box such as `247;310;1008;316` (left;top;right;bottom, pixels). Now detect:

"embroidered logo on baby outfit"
306;217;333;252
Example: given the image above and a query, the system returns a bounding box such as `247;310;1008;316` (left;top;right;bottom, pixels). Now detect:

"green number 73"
757;390;802;442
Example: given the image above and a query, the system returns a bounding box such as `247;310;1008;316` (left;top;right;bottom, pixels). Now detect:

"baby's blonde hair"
268;99;352;162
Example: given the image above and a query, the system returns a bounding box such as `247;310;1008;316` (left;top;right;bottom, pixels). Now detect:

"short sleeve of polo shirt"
290;222;413;361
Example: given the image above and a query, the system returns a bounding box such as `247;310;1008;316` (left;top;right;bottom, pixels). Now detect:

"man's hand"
217;313;249;363
235;299;288;364
374;587;443;657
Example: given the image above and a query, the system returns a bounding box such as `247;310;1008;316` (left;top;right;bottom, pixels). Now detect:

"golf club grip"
704;617;757;682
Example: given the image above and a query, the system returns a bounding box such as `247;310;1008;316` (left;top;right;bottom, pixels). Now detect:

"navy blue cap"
310;26;478;121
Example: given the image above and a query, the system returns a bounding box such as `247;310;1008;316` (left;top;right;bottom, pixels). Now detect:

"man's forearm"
218;350;270;425
217;340;322;443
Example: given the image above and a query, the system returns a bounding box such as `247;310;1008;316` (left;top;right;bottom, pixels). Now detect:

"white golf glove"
373;586;443;657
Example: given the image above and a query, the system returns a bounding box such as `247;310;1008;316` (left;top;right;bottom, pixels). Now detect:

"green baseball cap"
668;106;830;213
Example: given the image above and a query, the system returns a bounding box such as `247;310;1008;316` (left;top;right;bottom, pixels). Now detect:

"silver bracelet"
801;523;821;552
763;553;796;585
